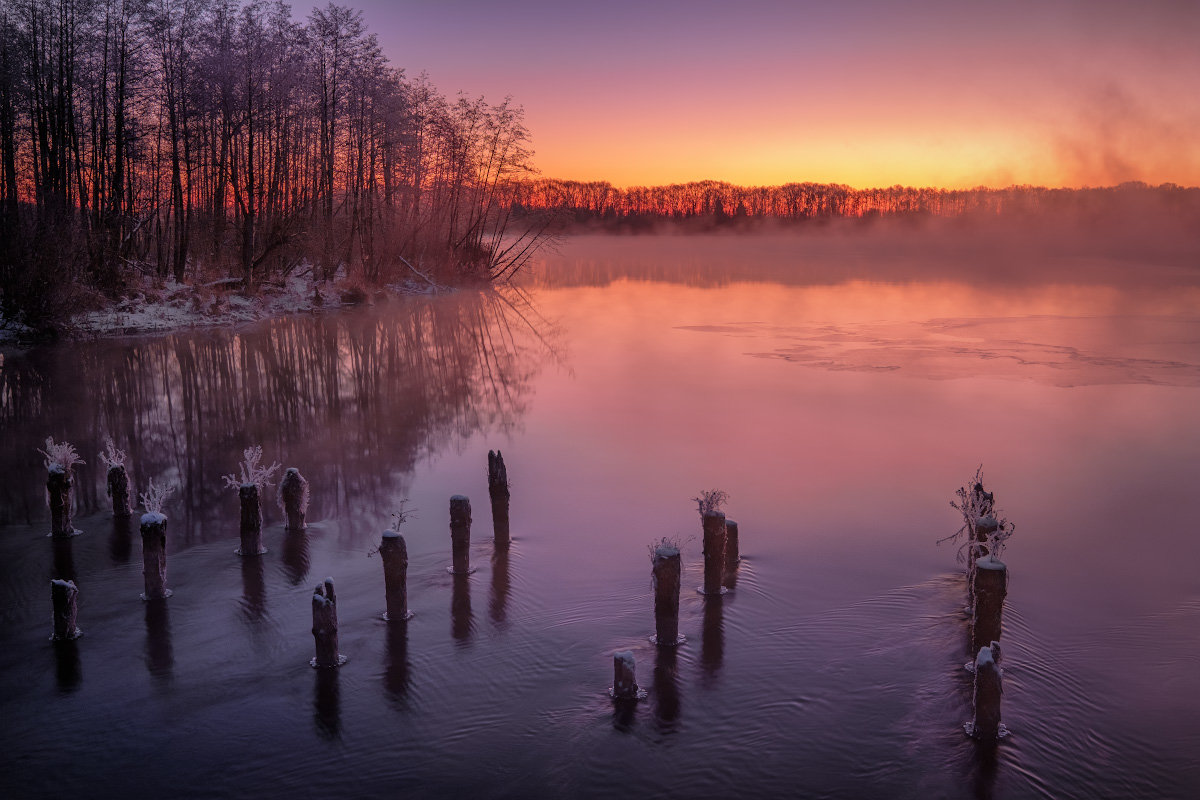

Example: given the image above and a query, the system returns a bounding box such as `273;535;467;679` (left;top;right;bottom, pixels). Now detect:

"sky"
350;0;1200;189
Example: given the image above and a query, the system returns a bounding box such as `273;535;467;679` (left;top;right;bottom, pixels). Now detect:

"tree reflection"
0;289;559;545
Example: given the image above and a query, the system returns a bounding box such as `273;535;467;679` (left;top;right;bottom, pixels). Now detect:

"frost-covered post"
966;516;998;607
139;478;175;600
702;512;727;595
449;495;473;575
99;438;132;518
311;578;345;668
278;468;309;531
694;490;729;596
40;438;84;537
971;555;1008;654
724;519;740;573
50;579;81;640
651;540;683;646
379;530;412;622
238;484;266;555
224;446;280;556
487;450;510;547
610;650;644;700
967;642;1004;740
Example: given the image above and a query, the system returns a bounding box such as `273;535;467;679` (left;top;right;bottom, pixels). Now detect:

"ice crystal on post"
692;489;729;517
940;466;1015;561
222;446;281;491
39;437;84;473
140;477;176;518
97;437;127;469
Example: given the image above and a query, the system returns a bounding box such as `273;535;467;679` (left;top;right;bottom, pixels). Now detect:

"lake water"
2;232;1199;799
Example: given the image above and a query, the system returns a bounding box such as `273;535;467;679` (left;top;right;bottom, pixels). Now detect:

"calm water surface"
2;233;1199;799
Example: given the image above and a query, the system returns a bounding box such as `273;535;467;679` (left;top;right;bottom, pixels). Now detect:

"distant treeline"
504;179;1200;230
0;0;552;329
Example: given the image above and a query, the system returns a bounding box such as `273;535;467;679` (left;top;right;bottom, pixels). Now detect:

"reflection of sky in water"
2;234;1200;799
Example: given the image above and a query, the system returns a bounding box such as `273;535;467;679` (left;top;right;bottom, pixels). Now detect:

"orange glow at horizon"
361;1;1200;190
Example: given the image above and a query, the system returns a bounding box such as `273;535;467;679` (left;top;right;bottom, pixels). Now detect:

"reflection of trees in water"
0;289;560;541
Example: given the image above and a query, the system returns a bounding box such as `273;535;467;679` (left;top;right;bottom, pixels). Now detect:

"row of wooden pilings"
46;449;1007;738
45;450;515;655
613;510;741;700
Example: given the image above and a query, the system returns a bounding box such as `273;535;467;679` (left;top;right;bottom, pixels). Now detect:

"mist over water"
2;228;1198;798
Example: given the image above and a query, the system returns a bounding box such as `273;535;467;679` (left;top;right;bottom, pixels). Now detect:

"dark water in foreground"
2;234;1199;799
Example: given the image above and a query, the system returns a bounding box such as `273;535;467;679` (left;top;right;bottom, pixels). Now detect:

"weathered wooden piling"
611;650;644;700
725;519;740;567
971;555;1008;654
50;579;81;640
139;512;171;600
47;467;79;538
237;483;267;555
107;464;133;518
449;495;473;574
487;450;511;547
311;578;345;668
379;531;412;621
279;468;309;531
968;642;1004;740
701;511;727;595
966;515;999;607
651;542;683;646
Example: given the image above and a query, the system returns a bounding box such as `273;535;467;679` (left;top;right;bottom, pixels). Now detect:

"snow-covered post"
224;446;279;556
966;516;998;606
140;512;171;600
238;484;267;555
139;478;175;600
971;555;1008;654
379;531;412;622
610;650;644;700
40;438;84;537
487;450;510;547
967;642;1004;740
651;540;683;646
100;438;132;518
701;511;727;595
50;579;81;640
311;578;345;668
279;468;309;531
449;495;473;574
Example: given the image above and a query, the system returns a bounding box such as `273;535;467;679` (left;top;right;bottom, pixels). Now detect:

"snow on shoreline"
1;271;445;347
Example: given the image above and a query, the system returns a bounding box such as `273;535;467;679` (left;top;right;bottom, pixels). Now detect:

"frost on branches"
222;446;281;491
941;466;1015;561
692;489;729;517
39;437;84;473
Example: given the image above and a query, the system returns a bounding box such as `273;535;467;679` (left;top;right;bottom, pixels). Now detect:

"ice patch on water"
649;633;686;646
310;654;348;669
381;610;415;622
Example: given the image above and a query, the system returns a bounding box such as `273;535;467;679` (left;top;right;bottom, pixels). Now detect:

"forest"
0;0;553;330
505;178;1200;231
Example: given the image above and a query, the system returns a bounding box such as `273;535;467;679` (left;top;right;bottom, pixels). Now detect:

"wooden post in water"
971;555;1008;654
47;467;79;537
449;495;473;574
967;516;998;607
379;531;412;621
279;468;309;531
652;542;683;646
724;519;741;587
311;578;345;668
237;484;267;555
487;450;510;547
50;579;81;640
107;464;133;518
968;642;1004;740
140;512;171;600
611;650;643;700
701;511;727;595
